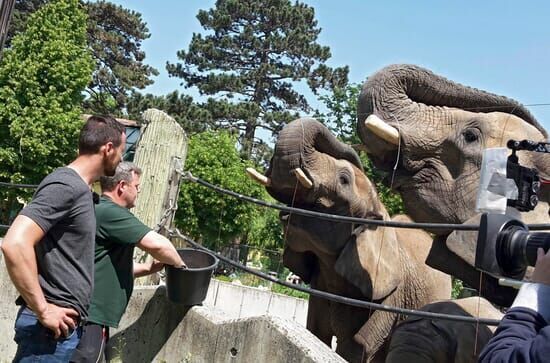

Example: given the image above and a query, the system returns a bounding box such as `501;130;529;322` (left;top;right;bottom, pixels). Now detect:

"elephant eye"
462;129;480;143
339;174;350;185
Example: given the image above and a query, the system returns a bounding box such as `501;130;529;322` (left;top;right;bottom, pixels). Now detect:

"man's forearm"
138;231;185;268
133;262;152;277
2;242;48;315
149;243;184;267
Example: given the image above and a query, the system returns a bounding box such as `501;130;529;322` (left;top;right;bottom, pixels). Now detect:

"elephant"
386;297;503;363
355;64;550;306
247;118;451;362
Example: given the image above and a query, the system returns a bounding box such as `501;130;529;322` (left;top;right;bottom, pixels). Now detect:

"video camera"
475;139;550;279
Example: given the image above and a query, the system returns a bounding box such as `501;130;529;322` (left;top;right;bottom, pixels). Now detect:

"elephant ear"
335;225;402;300
282;247;316;284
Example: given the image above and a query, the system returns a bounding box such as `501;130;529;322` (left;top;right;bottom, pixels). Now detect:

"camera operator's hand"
531;248;550;286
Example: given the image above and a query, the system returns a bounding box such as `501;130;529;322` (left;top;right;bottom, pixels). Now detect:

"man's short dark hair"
79;115;125;155
100;162;142;192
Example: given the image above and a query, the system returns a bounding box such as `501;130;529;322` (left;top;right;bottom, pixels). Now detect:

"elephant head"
355;64;550;306
356;64;549;231
248;118;402;301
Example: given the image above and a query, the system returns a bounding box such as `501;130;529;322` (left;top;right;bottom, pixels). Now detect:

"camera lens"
496;225;529;278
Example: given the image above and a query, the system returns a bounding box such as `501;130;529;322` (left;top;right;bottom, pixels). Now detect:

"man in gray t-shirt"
18;168;96;320
1;115;126;362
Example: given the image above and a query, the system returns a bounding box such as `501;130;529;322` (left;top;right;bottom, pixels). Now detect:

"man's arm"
1;215;78;338
133;259;165;278
136;231;186;269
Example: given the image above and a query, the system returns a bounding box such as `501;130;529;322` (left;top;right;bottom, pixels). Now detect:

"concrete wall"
107;286;343;363
204;279;308;326
0;251;342;363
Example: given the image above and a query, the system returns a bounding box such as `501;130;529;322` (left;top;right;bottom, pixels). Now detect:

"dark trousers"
70;323;109;363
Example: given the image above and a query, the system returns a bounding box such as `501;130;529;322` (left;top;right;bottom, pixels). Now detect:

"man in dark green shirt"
71;162;185;362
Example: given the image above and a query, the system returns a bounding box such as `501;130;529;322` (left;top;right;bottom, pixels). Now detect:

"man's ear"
99;141;114;157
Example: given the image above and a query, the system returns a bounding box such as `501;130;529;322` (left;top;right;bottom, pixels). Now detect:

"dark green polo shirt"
87;196;151;327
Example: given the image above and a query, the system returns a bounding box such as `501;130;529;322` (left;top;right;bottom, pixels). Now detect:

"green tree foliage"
317;82;362;144
317;83;405;216
167;0;349;158
0;0;93;191
126;91;212;135
5;0;46;45
7;0;158;114
247;206;283;251
451;278;464;299
175;131;268;249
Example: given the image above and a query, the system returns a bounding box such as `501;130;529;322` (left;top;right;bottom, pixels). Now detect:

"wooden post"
131;109;188;285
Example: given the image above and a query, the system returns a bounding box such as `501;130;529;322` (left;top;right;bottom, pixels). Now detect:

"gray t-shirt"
18;167;96;320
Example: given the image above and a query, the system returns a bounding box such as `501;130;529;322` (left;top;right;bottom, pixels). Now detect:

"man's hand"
37;303;79;339
176;259;187;269
149;259;165;274
531;248;550;286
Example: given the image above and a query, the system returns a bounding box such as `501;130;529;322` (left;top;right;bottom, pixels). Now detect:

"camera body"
475;140;550;279
506;140;542;212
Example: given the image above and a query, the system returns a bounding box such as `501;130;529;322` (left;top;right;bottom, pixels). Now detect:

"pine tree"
167;0;348;158
126;91;212;135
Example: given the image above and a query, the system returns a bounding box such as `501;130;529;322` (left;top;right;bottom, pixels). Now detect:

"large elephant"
386;297;503;363
247;118;451;362
356;64;550;306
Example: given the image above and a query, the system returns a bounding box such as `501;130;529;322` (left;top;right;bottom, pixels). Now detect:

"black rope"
0;181;38;189
184;172;550;231
170;228;502;326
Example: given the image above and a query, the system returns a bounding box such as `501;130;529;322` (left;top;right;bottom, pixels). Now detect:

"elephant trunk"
356;64;547;146
266;118;362;204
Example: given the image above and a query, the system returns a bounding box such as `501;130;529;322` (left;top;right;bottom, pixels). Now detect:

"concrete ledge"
108;286;344;363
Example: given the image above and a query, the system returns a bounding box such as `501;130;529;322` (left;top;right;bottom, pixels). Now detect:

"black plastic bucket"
165;248;219;305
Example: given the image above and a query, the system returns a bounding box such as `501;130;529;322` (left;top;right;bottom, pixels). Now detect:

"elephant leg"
427;236;517;307
306;294;333;346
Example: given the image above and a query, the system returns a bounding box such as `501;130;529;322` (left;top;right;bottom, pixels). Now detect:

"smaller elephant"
247;118;451;362
386;297;503;363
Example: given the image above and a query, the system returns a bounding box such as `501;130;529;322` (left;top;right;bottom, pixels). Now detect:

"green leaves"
175;131;268;249
0;0;93;195
8;0;158;114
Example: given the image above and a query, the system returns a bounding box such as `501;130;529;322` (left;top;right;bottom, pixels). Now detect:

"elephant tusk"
246;167;271;186
364;115;400;146
293;168;313;189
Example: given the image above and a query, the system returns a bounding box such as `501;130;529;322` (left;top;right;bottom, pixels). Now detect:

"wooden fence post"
130;108;188;285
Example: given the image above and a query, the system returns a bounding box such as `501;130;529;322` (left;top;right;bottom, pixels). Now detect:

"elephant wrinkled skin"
249;118;451;363
356;64;550;306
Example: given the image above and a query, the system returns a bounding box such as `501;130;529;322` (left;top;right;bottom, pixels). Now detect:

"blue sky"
111;0;550;131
